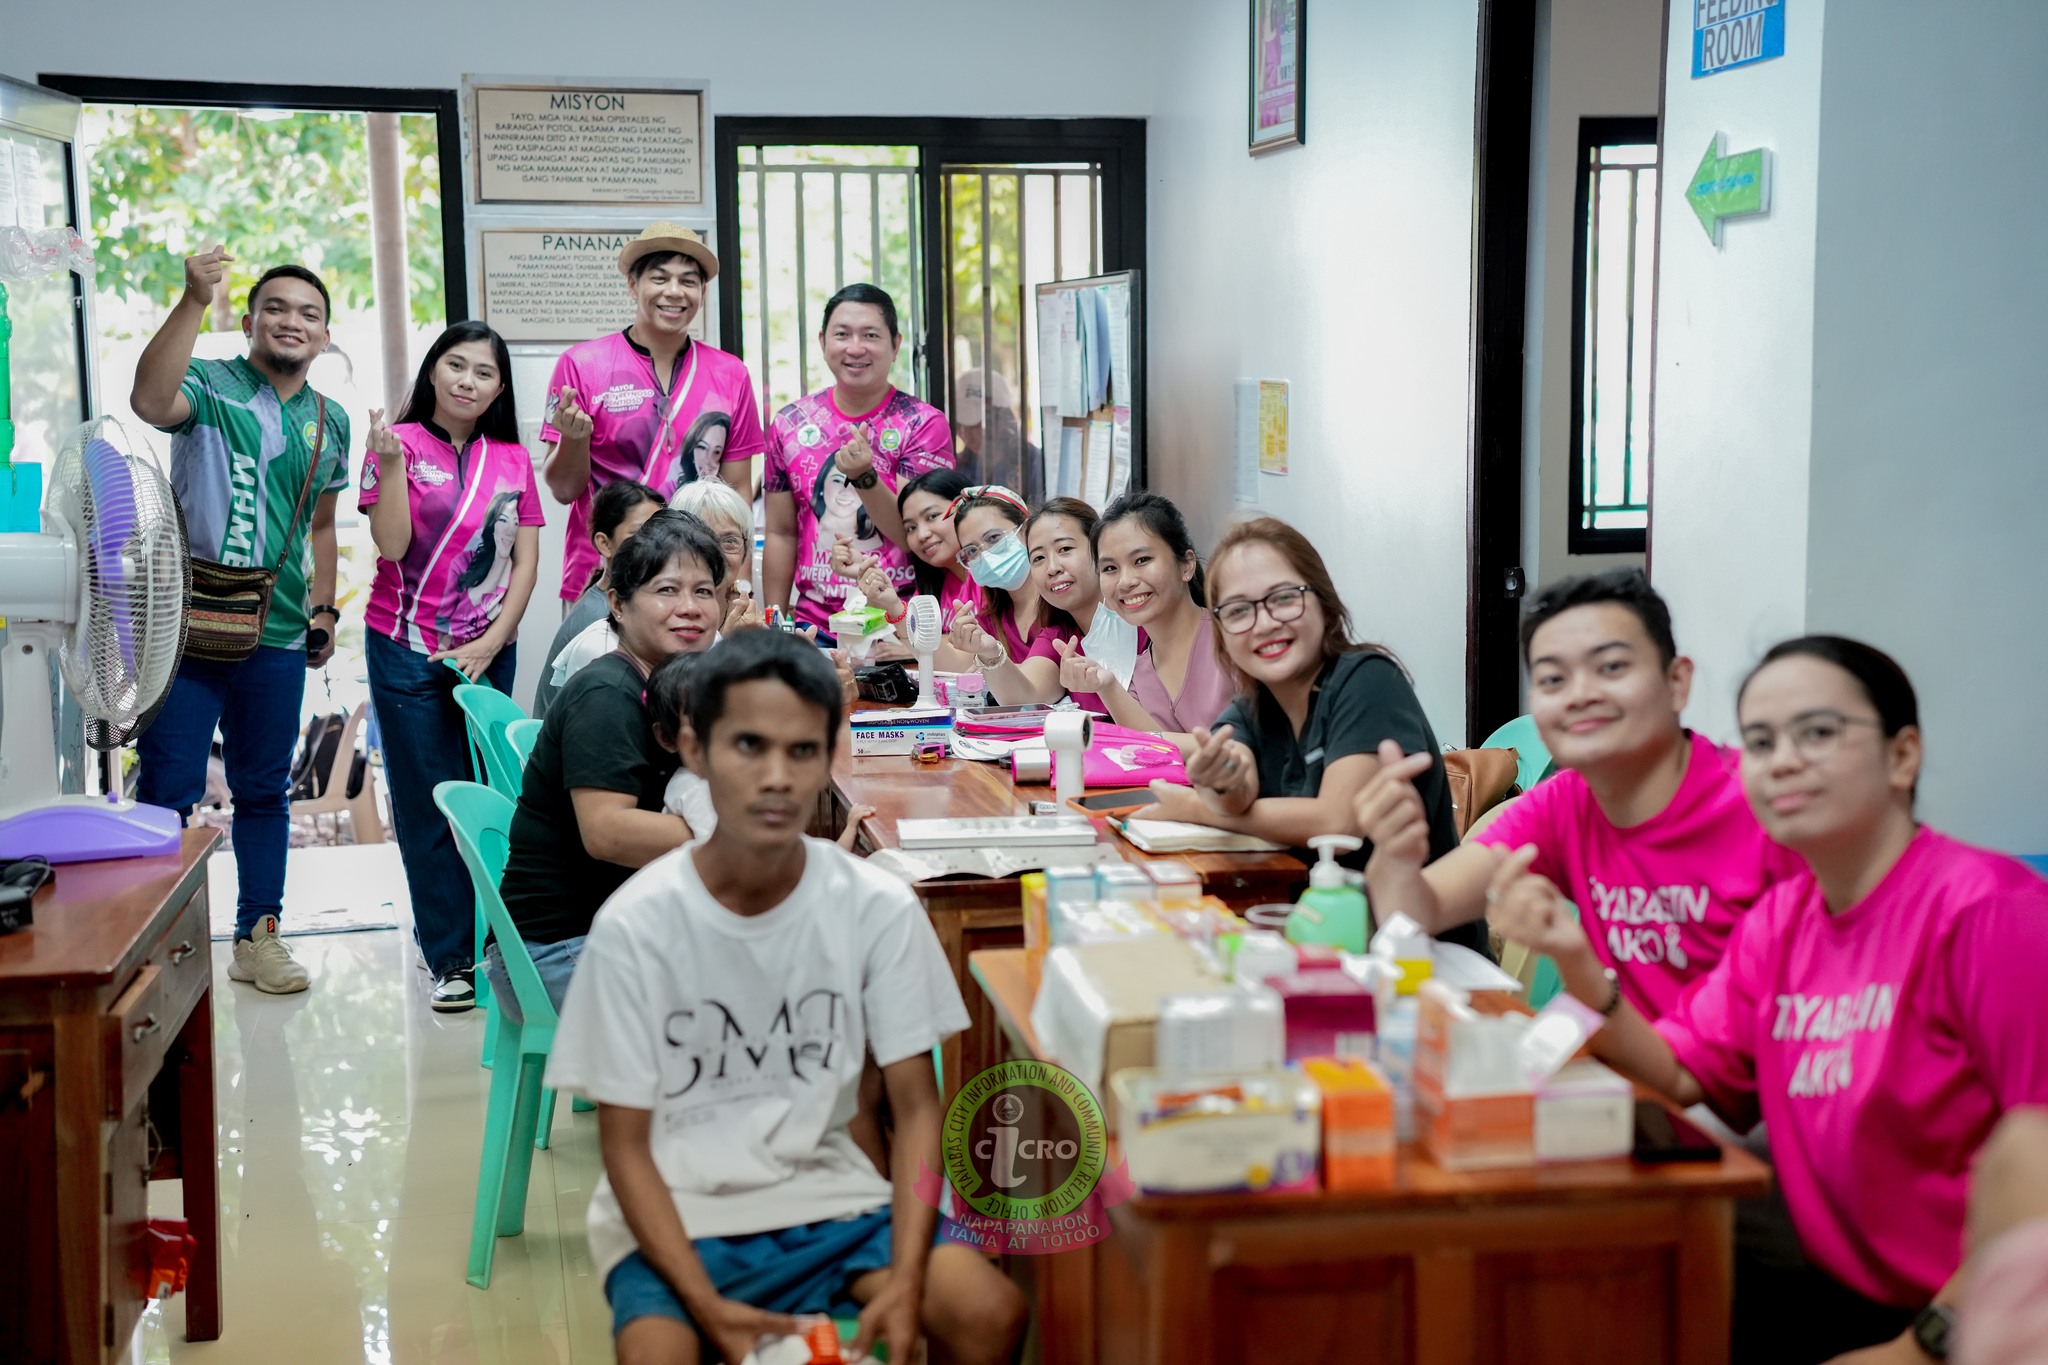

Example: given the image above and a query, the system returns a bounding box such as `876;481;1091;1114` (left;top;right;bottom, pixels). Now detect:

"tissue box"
1301;1056;1397;1191
1416;1087;1535;1171
1414;980;1536;1171
1030;938;1225;1123
849;706;953;756
1112;1069;1322;1195
1535;1060;1633;1162
1155;988;1285;1077
1271;972;1377;1062
1050;899;1167;948
1142;860;1204;905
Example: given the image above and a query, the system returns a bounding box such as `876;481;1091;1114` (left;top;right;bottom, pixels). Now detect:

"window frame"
1567;115;1658;557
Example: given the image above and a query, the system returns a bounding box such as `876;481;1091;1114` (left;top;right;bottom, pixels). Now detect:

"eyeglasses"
715;533;748;556
954;530;1020;569
1739;711;1885;762
1214;584;1314;634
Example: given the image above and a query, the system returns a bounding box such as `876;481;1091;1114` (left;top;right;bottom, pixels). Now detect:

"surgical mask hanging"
1082;605;1140;688
967;533;1031;590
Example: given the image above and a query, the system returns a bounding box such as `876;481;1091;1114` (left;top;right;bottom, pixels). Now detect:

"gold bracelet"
977;641;1008;670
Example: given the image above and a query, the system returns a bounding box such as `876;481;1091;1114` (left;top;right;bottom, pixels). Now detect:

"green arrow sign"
1686;135;1772;244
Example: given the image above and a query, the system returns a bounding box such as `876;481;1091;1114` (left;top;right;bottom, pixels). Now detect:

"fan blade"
81;434;140;675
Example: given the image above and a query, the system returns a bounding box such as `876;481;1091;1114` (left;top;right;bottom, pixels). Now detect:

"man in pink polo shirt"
540;222;765;604
1353;570;1803;1019
762;283;954;638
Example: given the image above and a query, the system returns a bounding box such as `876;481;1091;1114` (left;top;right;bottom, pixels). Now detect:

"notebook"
1116;819;1284;854
895;815;1100;850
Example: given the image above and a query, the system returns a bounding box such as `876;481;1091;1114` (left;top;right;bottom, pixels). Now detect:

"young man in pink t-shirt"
539;223;765;603
762;283;953;637
1490;636;2048;1362
1354;570;1803;1019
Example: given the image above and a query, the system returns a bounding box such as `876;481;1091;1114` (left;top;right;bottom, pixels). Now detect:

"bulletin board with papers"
1033;270;1142;508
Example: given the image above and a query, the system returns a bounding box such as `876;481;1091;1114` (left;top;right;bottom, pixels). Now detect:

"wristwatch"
1911;1303;1955;1360
309;603;340;623
1597;967;1623;1017
847;469;880;490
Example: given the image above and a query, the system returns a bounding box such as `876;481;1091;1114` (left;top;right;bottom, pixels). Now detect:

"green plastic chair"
1481;714;1557;794
505;717;542;768
453;684;528;798
437;780;577;1288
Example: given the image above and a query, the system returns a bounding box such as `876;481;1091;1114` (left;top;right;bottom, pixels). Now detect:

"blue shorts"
606;1207;939;1338
482;936;582;1026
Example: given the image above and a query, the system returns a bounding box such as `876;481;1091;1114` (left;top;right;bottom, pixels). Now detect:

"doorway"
715;117;1145;502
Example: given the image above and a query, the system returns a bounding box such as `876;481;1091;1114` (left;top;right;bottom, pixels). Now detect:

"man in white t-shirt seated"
545;630;1027;1365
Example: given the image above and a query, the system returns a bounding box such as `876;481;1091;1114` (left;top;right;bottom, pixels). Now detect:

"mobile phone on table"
1632;1101;1722;1162
1066;788;1154;819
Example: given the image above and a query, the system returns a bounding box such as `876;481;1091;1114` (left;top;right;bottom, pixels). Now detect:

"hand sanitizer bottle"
1287;834;1369;954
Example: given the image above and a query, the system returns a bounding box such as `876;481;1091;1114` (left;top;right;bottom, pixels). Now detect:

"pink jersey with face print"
358;423;545;653
539;330;765;600
763;387;953;633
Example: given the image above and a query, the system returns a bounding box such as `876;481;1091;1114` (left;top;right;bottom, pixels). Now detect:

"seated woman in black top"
1135;516;1487;954
487;511;728;1019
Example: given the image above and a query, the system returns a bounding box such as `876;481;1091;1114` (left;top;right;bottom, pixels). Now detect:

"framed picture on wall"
1249;0;1305;153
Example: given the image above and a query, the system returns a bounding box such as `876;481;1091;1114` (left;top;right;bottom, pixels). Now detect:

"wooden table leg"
1413;1247;1477;1365
1144;1224;1212;1365
51;1012;107;1365
176;988;222;1342
1673;1198;1734;1365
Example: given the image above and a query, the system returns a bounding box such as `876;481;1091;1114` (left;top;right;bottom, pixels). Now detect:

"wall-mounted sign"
472;85;702;205
480;228;710;344
1692;0;1786;78
1685;136;1771;244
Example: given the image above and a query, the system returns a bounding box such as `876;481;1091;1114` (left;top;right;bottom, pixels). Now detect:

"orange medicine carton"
1300;1056;1397;1190
1413;980;1536;1171
1021;873;1048;988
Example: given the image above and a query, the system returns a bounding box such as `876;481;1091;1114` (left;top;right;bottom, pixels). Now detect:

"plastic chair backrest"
1481;713;1556;794
506;718;542;769
433;781;559;1032
453;684;528;797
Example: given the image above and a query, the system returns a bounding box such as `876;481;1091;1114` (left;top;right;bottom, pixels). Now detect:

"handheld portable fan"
0;418;190;862
905;594;944;709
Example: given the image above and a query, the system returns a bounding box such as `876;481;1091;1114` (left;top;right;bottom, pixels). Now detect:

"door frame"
37;75;470;321
712;116;1146;469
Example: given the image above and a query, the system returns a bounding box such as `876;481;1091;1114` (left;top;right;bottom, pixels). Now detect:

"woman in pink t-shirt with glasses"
1491;636;2048;1364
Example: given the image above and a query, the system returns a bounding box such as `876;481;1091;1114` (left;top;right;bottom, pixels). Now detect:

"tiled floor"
131;930;615;1365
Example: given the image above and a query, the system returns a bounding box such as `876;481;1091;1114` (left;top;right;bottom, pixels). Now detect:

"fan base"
0;797;183;864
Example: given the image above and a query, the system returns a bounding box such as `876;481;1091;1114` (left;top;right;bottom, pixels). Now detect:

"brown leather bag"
185;395;328;663
1442;746;1521;837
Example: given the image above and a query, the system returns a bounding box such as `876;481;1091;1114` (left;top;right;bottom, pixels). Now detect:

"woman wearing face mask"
1491;637;2048;1365
1058;491;1234;750
534;479;665;718
361;321;542;1011
949;498;1133;711
1137;517;1487;953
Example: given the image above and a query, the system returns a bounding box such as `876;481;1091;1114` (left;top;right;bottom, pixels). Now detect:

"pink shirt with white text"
358;423;545;653
1473;732;1804;1019
539;331;764;600
763;387;952;632
1657;829;2048;1304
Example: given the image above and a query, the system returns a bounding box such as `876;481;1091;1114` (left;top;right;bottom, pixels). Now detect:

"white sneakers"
228;915;312;994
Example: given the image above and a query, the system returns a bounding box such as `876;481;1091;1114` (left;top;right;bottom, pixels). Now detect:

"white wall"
7;0;1160;705
1144;0;1482;745
1647;0;1828;742
1520;0;1663;594
1803;0;2048;853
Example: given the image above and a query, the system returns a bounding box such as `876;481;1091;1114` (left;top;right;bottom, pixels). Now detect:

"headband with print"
945;484;1030;521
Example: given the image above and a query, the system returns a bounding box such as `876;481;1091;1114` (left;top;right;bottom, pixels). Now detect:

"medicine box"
849;706;953;756
1300;1055;1397;1191
1112;1069;1322;1196
1155;987;1285;1077
1030;938;1225;1124
1534;1059;1633;1162
1270;971;1377;1063
1414;980;1536;1171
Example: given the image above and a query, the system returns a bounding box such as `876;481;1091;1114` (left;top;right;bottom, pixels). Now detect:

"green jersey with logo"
162;357;351;649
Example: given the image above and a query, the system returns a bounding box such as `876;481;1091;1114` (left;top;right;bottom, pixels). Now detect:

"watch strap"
1911;1303;1955;1360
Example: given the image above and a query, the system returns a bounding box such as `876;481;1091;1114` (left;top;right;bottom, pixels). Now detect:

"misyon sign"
1693;0;1786;78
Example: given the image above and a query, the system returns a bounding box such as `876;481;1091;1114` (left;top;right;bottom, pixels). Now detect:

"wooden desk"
969;948;1771;1365
829;752;1305;1099
0;830;222;1364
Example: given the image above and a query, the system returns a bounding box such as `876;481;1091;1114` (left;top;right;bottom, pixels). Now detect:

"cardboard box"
1271;971;1377;1063
1535;1059;1633;1162
849;707;953;756
1030;938;1226;1124
1112;1069;1322;1195
1416;1086;1535;1171
1414;980;1536;1171
1301;1056;1397;1190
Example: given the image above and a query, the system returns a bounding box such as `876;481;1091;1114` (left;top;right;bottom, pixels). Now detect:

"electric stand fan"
905;595;943;709
0;417;191;861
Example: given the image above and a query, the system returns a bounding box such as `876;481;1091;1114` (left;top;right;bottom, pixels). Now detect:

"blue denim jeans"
135;645;308;941
483;937;582;1026
364;629;517;978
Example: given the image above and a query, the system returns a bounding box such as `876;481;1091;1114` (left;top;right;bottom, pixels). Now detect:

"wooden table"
0;830;222;1364
829;752;1305;1099
969;947;1772;1365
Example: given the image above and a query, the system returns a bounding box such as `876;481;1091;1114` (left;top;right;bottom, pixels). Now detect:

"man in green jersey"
131;246;350;994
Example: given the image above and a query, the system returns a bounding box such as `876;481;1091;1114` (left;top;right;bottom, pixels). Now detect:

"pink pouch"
1053;723;1189;789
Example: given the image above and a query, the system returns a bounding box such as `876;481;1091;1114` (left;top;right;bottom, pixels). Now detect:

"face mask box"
1534;1059;1633;1162
1414;980;1536;1171
849;706;954;756
1029;937;1225;1126
1111;1069;1322;1196
1300;1055;1397;1191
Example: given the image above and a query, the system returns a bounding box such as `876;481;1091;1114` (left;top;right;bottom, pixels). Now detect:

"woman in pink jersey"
360;322;544;1012
1491;637;2048;1364
833;468;981;664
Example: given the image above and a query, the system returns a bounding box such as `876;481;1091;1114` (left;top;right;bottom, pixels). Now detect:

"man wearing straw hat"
538;222;765;605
